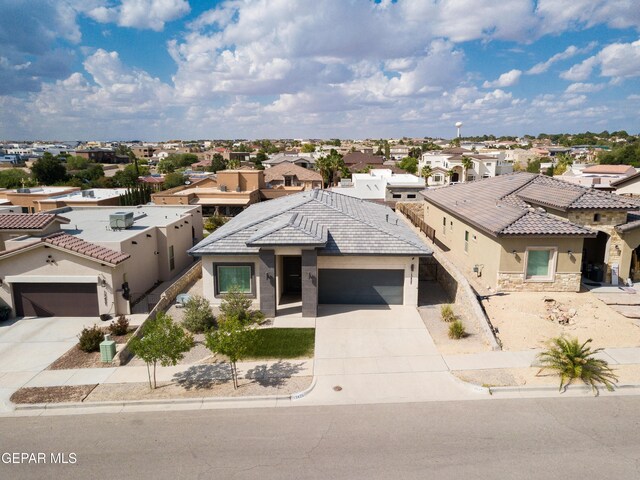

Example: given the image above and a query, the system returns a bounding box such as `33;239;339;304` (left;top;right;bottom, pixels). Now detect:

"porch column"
258;250;276;318
301;249;318;318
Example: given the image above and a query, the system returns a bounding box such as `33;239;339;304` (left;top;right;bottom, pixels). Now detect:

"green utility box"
100;335;116;363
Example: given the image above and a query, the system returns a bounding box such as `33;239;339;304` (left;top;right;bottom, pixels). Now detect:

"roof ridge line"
317;191;427;251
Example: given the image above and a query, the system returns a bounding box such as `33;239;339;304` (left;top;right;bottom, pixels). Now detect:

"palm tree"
446;169;455;184
420;165;433;186
537;337;618;395
461;156;473;183
315;151;345;187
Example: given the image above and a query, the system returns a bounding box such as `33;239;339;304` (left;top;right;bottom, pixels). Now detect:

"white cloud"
526;43;597;75
536;0;640;35
87;0;190;31
482;69;522;88
565;82;605;93
562;39;640;82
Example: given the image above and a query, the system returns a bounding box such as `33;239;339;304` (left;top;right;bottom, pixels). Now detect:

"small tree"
204;214;228;233
205;315;256;389
182;295;216;333
537;337;618;395
130;312;194;389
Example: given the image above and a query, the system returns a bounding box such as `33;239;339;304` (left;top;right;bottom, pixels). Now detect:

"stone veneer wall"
497;272;581;292
568;210;627;283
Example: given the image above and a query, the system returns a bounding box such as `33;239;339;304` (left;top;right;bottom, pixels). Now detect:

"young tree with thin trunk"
205;315;256;389
130;312;194;389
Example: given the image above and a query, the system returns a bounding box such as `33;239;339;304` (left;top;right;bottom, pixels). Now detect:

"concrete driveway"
0;316;103;411
300;305;477;405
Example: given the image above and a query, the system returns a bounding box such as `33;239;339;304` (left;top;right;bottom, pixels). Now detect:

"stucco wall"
0;246;116;317
201;255;261;308
317;255;419;306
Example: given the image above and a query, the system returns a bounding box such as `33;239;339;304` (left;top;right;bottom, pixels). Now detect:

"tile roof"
189;189;431;256
43;232;131;265
420;172;632;237
263;162;323;183
343;152;385;165
0;213;70;230
582;164;635;174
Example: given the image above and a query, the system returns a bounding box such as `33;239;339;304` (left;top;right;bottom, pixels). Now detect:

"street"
1;397;639;479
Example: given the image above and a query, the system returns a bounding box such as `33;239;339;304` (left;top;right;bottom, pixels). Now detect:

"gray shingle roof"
189;189;431;256
420;172;627;237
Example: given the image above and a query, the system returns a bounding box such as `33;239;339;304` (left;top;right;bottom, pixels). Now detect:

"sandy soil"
454;365;640;389
11;385;97;404
47;328;134;370
86;376;312;402
482;291;640;351
420;305;491;355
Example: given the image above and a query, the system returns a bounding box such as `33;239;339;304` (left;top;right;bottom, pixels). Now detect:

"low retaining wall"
398;211;501;351
114;260;203;365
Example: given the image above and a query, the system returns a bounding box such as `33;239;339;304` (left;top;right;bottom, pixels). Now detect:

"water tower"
455;121;463;138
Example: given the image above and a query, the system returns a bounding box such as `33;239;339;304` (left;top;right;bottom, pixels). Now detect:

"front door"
282;256;302;294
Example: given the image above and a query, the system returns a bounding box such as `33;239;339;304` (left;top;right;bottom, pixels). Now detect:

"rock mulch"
10;385;97;404
542;297;577;325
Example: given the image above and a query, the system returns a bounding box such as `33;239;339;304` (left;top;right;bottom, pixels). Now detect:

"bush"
182;295;216;333
448;320;466;339
78;325;105;352
108;315;130;336
219;286;264;324
0;305;11;322
204;215;228;233
440;304;456;322
537;337;618;394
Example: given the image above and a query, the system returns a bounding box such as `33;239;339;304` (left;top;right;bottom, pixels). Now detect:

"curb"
487;383;640;395
448;371;491;395
12;376;318;414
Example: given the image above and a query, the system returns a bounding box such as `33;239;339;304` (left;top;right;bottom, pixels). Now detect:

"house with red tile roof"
0;205;202;318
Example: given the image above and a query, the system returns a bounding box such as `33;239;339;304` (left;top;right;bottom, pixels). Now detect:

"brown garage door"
13;283;99;317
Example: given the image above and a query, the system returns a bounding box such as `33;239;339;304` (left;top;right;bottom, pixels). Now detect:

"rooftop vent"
109;211;134;230
219;185;227;192
81;190;95;198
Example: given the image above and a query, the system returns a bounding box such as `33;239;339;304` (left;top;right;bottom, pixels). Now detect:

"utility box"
100;334;116;363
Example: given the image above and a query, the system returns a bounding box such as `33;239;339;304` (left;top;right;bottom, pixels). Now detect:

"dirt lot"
10;385;97;404
482;291;640;351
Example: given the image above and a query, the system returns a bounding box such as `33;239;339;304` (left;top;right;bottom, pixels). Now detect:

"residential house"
420;172;640;292
333;169;425;206
75;148;128;164
188;189;430;318
0;186;80;213
420;147;513;186
130;146;157;158
343;152;385;168
36;188;128;211
610;172;640;198
560;164;636;190
389;145;410;160
263;162;323;191
263;153;316;169
0;205;202;318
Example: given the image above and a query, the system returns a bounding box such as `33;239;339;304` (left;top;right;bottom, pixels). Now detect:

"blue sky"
1;0;639;141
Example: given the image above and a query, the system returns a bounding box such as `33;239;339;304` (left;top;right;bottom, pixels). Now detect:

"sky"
0;0;639;141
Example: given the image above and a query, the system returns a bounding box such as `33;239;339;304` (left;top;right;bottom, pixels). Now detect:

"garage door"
318;269;404;305
13;283;99;317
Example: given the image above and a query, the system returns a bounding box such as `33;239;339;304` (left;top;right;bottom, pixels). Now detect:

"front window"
525;248;556;281
216;265;253;294
392;193;402;199
169;246;175;270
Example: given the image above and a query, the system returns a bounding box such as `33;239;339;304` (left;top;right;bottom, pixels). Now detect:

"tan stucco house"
189;189;431;318
0;205;202;318
421;172;640;292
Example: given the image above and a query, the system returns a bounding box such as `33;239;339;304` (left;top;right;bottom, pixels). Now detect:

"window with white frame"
525;248;557;281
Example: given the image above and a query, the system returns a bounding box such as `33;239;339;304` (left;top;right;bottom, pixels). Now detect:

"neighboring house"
75;149;128;164
420;147;513;185
561;164;636;190
389;145;410;160
611;172;640;197
333;169;425;206
0;205;202;318
0;186;80;213
0;155;21;165
188;189;430;318
152;171;263;216
37;188;128;211
263;153;316;169
421;172;640;292
130;146;157;158
343;152;385;167
0;213;70;251
263;161;323;190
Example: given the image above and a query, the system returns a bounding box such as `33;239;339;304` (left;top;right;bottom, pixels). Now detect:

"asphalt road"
1;397;639;479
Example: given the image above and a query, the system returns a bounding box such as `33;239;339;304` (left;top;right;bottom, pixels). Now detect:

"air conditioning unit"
109;212;134;230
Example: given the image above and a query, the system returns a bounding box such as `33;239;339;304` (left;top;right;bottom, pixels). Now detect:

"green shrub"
204;215;228;233
182;295;216;333
440;304;456;322
78;325;105;352
108;315;130;336
0;305;11;322
537;337;618;394
219;286;264;324
448;320;466;339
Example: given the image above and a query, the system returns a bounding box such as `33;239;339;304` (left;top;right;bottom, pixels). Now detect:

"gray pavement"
1;397;640;479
